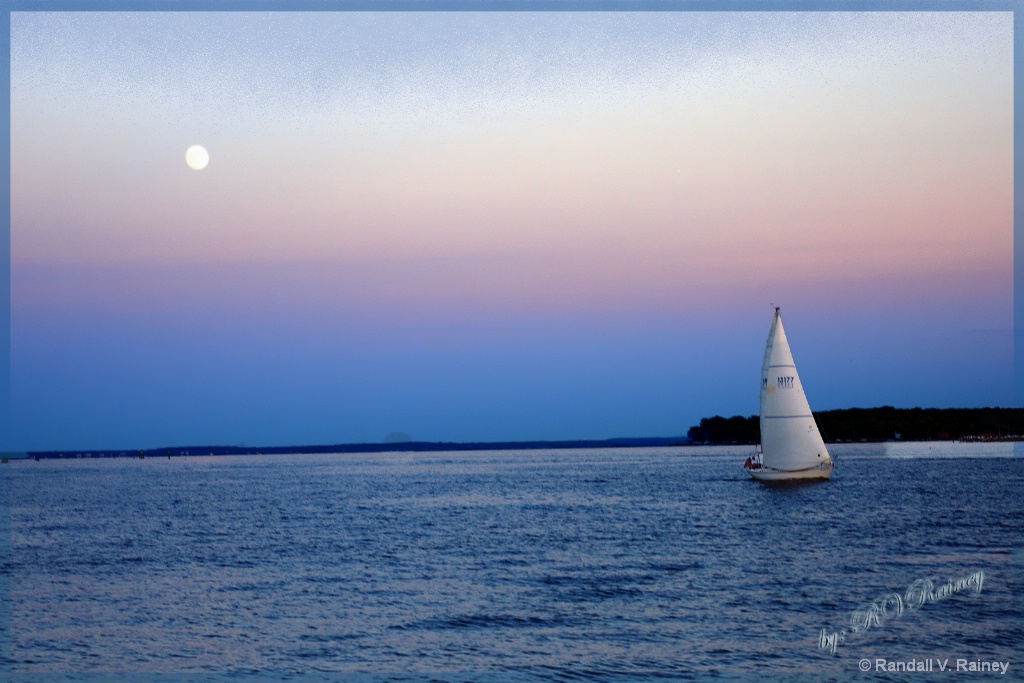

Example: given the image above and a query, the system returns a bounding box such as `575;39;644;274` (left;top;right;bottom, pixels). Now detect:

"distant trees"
687;407;1024;444
816;407;1024;442
686;415;759;444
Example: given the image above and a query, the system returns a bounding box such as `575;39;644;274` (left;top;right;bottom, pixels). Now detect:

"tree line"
686;406;1024;444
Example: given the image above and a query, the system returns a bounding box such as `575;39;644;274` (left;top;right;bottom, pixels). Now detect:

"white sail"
758;308;831;473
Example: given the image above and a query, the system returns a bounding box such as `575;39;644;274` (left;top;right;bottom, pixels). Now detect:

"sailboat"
743;307;833;481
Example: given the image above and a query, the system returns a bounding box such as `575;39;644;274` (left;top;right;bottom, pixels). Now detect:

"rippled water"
3;444;1021;681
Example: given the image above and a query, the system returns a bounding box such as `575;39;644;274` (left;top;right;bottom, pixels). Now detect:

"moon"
185;145;209;171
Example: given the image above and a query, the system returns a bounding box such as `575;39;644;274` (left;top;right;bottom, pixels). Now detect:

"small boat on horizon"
743;307;833;482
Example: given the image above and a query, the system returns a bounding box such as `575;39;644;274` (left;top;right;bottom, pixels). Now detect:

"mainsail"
759;308;831;472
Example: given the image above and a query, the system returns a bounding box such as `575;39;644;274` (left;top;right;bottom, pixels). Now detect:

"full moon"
185;145;209;171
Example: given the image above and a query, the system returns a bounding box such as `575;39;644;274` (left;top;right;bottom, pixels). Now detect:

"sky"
7;10;1014;451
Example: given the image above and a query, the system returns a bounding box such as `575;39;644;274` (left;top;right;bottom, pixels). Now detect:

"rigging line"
814;411;832;445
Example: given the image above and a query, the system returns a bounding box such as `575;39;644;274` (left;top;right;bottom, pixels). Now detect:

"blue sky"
6;9;1016;451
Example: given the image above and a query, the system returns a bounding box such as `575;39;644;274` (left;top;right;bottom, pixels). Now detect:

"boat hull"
744;461;833;481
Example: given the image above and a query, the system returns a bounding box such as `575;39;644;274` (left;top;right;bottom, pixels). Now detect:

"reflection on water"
830;440;1016;459
5;445;1022;680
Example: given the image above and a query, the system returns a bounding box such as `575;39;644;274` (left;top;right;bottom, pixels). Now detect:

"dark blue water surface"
2;444;1021;681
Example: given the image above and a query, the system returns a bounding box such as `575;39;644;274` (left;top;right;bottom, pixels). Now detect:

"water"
3;444;1022;681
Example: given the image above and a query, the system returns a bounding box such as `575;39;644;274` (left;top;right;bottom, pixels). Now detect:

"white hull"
744;461;833;481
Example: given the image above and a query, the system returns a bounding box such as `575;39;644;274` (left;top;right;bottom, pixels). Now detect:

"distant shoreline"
10;436;689;460
687;406;1024;445
7;432;1021;461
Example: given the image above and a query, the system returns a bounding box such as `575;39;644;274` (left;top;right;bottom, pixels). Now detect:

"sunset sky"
8;10;1014;451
